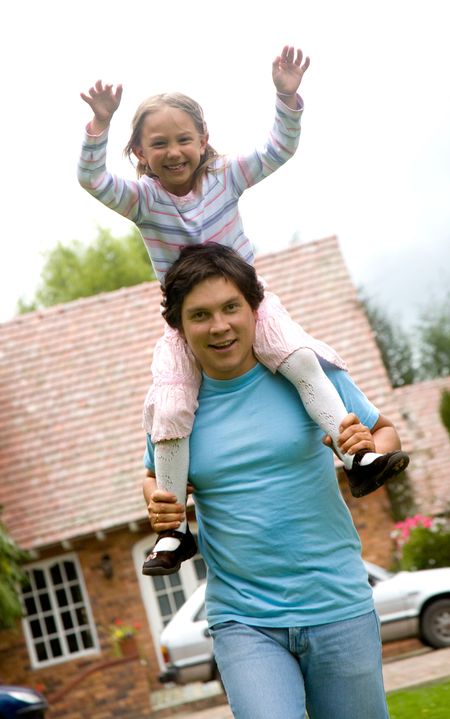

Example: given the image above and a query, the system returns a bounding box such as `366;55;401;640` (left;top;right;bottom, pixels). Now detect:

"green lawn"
387;678;450;718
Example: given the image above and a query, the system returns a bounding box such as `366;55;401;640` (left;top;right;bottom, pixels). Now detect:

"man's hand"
143;472;187;532
322;413;376;457
272;46;310;99
80;80;123;134
322;412;402;458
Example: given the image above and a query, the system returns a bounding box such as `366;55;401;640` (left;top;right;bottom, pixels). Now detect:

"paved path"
175;646;450;719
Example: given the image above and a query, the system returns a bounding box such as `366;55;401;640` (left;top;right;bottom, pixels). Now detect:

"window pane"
174;590;185;610
30;619;43;639
67;633;79;653
38;593;51;612
24;596;37;616
168;573;182;588
64;561;77;581
50;564;63;585
56;588;68;607
81;630;94;649
194;556;207;581
152;575;164;591
33;569;46;590
50;638;63;657
35;642;48;661
70;585;82;603
61;611;74;630
76;607;88;625
158;594;171;617
45;616;57;634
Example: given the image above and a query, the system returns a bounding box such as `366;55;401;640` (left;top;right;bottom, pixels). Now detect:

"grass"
386;678;450;718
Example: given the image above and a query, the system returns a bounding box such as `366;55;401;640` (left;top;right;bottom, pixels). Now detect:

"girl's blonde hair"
124;93;220;192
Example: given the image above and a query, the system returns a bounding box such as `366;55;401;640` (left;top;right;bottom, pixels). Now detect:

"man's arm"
323;412;402;457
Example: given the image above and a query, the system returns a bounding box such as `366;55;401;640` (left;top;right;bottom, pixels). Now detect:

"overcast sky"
1;0;449;326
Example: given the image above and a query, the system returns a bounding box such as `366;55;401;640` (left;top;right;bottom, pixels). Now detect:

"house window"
150;548;207;627
21;554;99;668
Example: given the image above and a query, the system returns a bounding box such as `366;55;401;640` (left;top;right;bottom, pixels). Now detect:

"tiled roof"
395;377;450;515
0;237;412;550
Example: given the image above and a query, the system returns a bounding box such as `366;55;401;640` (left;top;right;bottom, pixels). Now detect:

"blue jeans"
210;610;389;719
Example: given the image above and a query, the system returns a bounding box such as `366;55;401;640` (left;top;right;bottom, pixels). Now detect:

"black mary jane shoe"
142;527;197;576
346;450;410;498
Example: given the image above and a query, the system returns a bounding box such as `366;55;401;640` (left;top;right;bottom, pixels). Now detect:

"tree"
416;293;450;380
0;513;30;629
18;227;155;313
440;389;450;436
360;294;417;387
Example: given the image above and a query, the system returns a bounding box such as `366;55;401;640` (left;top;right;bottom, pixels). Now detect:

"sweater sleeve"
227;94;304;196
77;127;151;222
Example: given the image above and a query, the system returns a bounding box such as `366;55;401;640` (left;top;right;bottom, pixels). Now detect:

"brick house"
0;237;445;717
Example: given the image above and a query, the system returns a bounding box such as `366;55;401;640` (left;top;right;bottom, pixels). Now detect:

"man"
143;243;399;718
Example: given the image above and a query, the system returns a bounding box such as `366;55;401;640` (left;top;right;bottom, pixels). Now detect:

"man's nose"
210;313;230;334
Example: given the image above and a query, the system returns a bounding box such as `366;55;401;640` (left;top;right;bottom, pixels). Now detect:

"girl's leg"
142;325;201;575
278;348;381;469
153;437;189;548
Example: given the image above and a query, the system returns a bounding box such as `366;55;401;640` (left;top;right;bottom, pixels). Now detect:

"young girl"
79;46;409;576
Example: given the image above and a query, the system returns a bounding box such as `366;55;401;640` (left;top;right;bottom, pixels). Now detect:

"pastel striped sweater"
78;95;303;284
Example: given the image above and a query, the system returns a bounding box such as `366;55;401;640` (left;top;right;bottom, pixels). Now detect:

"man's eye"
192;311;206;320
225;303;238;312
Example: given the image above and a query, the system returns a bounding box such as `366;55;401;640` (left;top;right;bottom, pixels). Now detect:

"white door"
133;527;206;670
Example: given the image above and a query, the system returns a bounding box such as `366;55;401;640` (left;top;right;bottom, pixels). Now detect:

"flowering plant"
391;514;450;571
109;618;141;641
390;514;433;548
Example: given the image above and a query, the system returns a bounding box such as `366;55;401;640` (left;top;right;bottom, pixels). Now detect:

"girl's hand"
80;80;123;133
272;46;310;97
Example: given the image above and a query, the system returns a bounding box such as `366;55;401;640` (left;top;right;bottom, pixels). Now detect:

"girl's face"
133;106;208;196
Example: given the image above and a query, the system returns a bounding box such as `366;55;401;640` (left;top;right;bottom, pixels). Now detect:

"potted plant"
109;618;141;657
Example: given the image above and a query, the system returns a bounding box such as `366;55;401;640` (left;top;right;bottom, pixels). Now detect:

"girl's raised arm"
80;80;123;134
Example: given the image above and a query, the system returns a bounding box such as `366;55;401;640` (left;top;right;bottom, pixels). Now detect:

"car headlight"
9;691;41;704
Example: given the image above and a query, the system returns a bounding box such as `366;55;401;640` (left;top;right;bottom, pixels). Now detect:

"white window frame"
21;553;100;669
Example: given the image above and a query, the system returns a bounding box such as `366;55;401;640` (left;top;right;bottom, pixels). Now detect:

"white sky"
1;0;449;326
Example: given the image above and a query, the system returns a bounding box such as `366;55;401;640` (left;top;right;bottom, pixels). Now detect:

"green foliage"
384;473;416;522
0;513;30;630
416;292;450;380
400;525;450;571
18;227;155;313
360;294;417;388
392;515;450;571
439;388;450;435
387;678;450;718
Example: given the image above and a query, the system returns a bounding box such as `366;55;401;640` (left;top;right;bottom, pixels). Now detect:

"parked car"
159;561;450;685
0;685;47;719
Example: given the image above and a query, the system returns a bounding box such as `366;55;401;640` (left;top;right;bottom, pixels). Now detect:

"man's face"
180;276;257;380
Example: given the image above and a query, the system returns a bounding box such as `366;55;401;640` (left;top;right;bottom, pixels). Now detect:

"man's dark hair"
162;243;265;330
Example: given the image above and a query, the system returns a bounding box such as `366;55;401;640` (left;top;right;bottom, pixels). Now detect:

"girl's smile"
133;106;207;196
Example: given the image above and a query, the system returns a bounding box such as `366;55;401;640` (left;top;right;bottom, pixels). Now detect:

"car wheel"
420;598;450;648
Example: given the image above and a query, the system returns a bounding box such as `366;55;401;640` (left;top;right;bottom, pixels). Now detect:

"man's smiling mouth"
209;339;236;350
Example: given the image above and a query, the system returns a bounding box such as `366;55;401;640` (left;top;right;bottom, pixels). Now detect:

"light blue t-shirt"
144;362;378;628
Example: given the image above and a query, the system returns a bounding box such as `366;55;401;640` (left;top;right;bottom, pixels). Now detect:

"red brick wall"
0;497;395;716
0;526;158;717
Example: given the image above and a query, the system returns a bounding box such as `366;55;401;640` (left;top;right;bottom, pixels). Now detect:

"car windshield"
364;560;394;584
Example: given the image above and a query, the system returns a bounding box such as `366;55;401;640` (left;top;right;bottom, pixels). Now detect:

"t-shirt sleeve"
143;434;155;472
322;362;380;430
